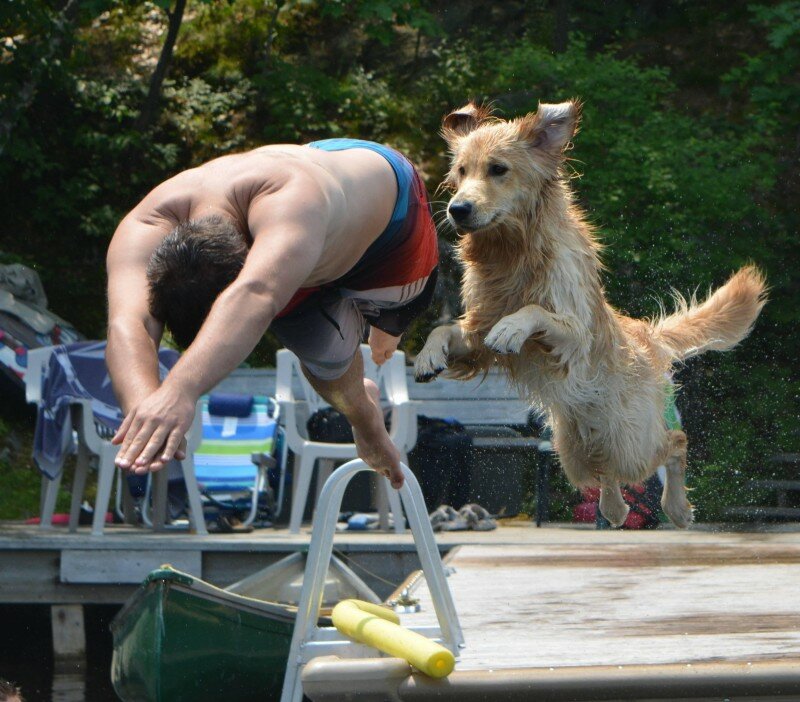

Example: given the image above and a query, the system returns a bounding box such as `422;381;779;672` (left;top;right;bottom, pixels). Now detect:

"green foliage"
723;2;800;138
0;417;72;520
321;0;440;44
1;0;798;522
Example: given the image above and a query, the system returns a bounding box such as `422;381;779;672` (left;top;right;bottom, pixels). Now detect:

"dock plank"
61;549;201;583
407;541;800;670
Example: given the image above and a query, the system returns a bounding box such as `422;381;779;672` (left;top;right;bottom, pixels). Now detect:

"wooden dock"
5;520;800;699
0;520;572;605
407;527;800;670
0;520;438;604
2;520;798;615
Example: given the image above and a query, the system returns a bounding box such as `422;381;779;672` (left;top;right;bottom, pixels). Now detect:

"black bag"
305;407;376;513
408;416;473;512
307;407;354;443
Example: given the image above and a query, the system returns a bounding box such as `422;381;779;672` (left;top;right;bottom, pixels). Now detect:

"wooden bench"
216;367;555;524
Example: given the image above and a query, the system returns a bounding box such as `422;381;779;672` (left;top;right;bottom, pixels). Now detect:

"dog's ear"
519;100;582;154
442;102;493;142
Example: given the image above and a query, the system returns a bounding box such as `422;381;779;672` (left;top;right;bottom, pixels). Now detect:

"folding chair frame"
140;397;282;530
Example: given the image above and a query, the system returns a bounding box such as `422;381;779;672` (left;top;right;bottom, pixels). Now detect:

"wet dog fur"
414;100;767;528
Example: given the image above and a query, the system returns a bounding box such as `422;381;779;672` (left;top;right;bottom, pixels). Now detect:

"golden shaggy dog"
414;100;767;528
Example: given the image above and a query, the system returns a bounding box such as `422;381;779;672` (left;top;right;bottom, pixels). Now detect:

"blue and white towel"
33;340;178;479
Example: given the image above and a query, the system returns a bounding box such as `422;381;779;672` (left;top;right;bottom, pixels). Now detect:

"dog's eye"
457;166;465;177
489;163;509;176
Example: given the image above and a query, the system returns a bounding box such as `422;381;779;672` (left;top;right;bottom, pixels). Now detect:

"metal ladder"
280;459;464;702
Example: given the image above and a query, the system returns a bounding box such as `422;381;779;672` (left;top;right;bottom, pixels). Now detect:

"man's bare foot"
368;326;401;366
352;379;404;489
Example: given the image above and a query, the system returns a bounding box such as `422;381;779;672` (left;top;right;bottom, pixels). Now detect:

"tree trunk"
553;0;570;54
136;0;187;131
262;0;285;78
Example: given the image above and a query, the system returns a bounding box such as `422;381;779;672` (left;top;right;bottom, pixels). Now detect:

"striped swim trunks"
271;139;439;380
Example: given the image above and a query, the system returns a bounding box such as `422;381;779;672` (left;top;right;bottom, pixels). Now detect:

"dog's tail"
651;265;767;362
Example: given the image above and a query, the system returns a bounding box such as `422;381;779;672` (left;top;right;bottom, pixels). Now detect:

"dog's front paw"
414;343;448;383
485;315;533;355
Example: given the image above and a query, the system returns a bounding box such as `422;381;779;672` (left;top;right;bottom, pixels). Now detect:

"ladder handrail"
280;459;463;702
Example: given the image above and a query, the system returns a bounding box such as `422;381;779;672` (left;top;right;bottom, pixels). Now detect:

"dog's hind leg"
660;429;693;528
599;478;629;527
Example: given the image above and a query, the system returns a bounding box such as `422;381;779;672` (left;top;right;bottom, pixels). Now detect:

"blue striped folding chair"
193;393;282;530
142;393;286;531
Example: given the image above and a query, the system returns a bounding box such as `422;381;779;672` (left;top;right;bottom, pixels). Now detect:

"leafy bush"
1;0;797;522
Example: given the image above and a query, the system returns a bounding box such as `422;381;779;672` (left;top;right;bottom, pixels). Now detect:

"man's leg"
301;351;403;489
273;296;403;488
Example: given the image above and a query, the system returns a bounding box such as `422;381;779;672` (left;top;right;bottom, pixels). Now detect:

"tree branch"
135;0;188;131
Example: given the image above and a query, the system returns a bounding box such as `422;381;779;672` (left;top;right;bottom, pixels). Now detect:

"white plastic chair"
25;346;207;536
275;345;417;534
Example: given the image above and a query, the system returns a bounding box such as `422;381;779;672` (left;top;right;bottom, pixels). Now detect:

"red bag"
575;479;662;529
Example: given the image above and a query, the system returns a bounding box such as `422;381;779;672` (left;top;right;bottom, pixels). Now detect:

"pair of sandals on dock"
429;503;497;532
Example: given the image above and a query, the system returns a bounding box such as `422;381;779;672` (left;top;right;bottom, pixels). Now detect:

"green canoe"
111;554;380;702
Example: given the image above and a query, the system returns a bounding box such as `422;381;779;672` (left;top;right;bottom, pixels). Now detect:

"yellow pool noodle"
331;599;455;678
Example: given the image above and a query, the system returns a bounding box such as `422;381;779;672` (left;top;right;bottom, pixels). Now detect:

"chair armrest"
72;398;106;455
405;401;418;449
251;452;277;470
184;400;205;454
25;346;56;405
68;399;205;460
385;354;410;404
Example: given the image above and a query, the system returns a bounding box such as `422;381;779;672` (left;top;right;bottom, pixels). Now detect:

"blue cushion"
208;393;254;418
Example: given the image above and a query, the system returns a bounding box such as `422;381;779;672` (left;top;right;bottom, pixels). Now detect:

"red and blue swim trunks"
271;138;439;380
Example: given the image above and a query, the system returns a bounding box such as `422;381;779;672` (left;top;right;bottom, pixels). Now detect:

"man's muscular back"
105;143;399;420
122;144;398;288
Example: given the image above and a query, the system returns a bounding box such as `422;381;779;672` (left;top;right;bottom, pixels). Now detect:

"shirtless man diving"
106;139;439;490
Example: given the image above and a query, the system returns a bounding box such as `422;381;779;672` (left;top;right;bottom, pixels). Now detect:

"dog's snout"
448;201;473;223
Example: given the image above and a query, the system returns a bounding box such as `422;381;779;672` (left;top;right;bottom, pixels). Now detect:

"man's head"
147;215;247;348
0;679;24;702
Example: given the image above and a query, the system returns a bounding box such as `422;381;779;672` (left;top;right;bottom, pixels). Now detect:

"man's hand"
368;326;401;366
112;383;196;474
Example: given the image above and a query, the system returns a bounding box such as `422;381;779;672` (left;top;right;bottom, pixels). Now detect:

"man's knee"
300;351;359;383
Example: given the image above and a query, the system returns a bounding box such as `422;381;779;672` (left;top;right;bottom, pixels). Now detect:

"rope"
333;548;401;590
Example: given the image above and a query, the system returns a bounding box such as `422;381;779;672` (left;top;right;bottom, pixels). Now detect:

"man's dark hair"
147;216;247;349
0;679;23;702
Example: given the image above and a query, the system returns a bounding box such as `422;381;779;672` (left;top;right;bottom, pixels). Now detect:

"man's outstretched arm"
106;205;182;469
112;179;327;473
